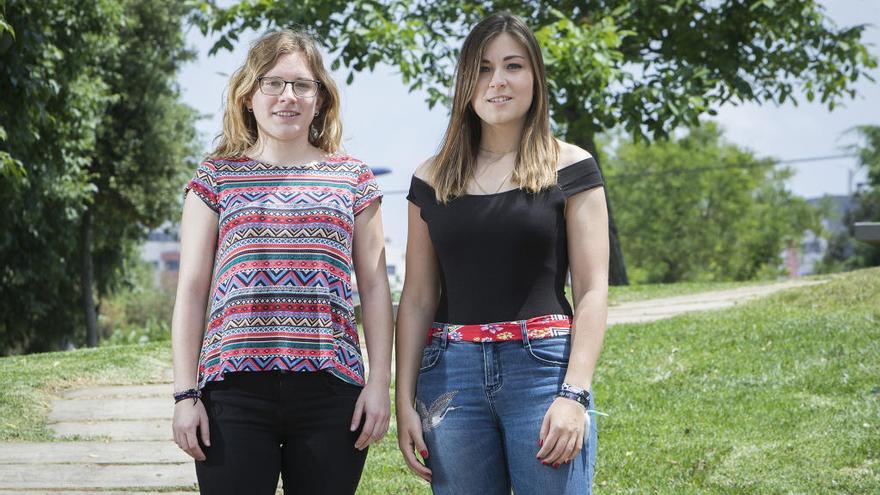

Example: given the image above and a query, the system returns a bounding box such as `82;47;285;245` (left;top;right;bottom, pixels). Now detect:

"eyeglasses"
257;76;322;97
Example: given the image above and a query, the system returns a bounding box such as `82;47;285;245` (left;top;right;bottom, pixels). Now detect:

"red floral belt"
427;314;572;343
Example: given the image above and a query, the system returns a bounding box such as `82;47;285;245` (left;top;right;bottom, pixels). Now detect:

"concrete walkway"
0;279;822;493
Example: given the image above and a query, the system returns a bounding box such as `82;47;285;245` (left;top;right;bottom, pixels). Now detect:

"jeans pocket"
419;338;443;372
524;336;570;367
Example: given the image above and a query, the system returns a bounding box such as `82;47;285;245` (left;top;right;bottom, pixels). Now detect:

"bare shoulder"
413;156;437;183
555;140;593;170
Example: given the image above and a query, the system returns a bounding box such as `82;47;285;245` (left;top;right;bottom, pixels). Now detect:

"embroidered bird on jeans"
416;391;459;432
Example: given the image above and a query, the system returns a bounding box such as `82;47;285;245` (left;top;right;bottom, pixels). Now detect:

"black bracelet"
173;388;201;405
556;383;590;408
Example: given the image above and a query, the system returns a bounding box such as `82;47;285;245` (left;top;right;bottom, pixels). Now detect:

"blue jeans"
415;324;598;495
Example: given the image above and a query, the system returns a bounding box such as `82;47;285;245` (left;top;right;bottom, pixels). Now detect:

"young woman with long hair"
170;29;393;494
395;12;609;494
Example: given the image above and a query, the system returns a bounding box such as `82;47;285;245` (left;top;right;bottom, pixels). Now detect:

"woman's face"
470;32;534;128
248;51;322;146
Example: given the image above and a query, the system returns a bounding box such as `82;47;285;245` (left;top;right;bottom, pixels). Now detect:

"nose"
279;81;298;100
489;68;507;89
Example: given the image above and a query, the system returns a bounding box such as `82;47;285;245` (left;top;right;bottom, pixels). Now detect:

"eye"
479;66;491;73
507;63;523;70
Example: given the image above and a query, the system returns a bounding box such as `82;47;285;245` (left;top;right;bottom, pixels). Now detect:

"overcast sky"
177;1;880;248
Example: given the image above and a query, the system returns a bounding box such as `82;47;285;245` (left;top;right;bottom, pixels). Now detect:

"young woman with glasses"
395;12;609;494
171;29;393;494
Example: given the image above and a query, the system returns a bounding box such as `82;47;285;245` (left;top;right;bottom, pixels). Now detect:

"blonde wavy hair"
431;12;559;202
210;29;342;158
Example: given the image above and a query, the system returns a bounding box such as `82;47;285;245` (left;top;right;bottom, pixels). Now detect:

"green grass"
593;267;880;493
1;269;877;493
0;342;171;441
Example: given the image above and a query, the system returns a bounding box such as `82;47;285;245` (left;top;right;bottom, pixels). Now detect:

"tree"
193;0;877;285
0;0;198;352
820;125;880;271
81;0;199;347
602;122;818;283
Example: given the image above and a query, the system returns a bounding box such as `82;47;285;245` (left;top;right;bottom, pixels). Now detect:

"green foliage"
820;125;880;271
0;0;198;352
604;122;819;283
193;0;877;142
99;261;174;346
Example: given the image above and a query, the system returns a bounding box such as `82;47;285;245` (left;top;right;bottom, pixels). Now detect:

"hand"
536;397;588;467
351;378;391;450
172;398;210;461
396;404;432;482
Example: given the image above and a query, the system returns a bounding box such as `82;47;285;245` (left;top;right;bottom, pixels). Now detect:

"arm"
537;185;610;467
395;200;441;482
350;200;394;450
171;192;219;461
563;186;609;390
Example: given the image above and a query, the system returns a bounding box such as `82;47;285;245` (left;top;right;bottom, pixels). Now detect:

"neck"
249;134;321;165
479;119;524;155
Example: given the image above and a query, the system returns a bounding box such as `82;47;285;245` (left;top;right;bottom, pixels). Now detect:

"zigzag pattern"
187;155;380;389
225;191;351;210
213;270;353;301
222;226;349;246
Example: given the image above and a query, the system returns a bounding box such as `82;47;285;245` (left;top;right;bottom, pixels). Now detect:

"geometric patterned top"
184;155;383;388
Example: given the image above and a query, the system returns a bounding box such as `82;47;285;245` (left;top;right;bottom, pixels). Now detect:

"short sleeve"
406;176;436;221
184;160;220;212
558;157;604;198
353;161;383;215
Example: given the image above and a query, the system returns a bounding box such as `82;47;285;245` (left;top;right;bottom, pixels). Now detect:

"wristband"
173;388;201;405
556;382;590;408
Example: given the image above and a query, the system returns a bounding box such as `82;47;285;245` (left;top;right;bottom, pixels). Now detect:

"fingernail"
420;450;429;458
553;463;560;469
541;461;548;465
538;439;543;447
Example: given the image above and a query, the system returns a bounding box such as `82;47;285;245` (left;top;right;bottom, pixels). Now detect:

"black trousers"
195;370;368;495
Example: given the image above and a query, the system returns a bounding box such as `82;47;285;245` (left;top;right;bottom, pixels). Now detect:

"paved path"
0;279;823;493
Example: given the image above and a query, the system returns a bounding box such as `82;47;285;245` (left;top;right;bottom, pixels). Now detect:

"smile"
487;96;512;103
273;111;301;117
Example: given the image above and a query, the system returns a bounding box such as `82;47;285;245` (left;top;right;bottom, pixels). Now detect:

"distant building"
140;224;180;291
784;195;855;276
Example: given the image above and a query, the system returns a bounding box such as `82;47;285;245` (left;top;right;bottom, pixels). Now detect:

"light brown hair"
210;29;342;158
431;12;558;202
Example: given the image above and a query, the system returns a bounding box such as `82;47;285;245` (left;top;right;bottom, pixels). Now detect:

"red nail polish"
539;439;543;447
420;450;429;458
553;463;560;469
541;461;548;465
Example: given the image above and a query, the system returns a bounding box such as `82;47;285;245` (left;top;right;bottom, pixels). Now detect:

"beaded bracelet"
173;388;201;405
556;382;590;408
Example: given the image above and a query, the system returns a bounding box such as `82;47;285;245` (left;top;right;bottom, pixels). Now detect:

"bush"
98;262;174;345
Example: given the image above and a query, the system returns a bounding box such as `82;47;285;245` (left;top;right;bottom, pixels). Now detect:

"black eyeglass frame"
256;76;323;97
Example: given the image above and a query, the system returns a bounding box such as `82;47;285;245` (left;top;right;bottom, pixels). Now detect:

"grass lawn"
1;268;876;493
0;342;171;441
593;267;879;493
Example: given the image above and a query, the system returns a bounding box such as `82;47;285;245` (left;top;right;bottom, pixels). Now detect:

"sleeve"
405;176;423;208
558;156;604;198
353;161;383;215
406;176;435;222
183;160;220;212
